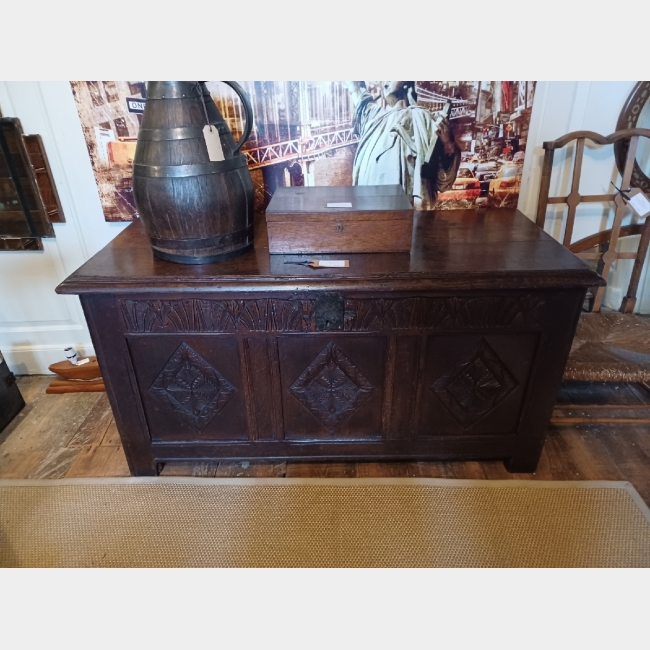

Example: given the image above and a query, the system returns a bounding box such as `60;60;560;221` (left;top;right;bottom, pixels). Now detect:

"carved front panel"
118;293;548;446
431;339;518;428
149;342;237;432
126;336;248;442
289;341;375;433
278;335;386;440
120;298;314;333
418;332;539;437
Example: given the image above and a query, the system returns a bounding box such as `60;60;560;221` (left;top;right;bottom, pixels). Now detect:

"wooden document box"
265;185;414;254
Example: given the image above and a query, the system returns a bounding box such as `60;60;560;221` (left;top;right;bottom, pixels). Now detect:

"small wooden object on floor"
46;356;105;394
265;185;414;254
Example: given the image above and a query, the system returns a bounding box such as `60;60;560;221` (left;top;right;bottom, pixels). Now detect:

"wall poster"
71;81;537;222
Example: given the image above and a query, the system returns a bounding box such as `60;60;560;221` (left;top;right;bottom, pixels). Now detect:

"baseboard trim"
603;287;624;312
2;344;96;375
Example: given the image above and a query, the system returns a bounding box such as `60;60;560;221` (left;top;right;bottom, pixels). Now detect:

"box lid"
266;185;413;221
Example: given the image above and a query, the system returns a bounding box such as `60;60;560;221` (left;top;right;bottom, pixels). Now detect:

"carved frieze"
344;296;544;331
289;342;375;432
121;298;314;333
121;295;543;334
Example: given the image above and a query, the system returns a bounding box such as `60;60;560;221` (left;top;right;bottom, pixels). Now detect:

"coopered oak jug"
132;81;254;264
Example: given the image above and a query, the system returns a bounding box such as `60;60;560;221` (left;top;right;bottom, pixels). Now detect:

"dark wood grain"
57;208;602;475
57;209;603;295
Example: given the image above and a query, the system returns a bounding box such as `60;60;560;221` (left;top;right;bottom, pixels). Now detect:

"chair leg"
620;296;637;313
620;215;650;314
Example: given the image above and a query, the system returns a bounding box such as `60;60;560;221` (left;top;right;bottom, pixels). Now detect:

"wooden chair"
535;128;650;382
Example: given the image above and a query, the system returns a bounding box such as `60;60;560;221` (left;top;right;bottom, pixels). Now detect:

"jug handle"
221;81;254;155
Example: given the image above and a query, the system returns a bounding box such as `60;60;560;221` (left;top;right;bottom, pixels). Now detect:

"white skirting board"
2;344;96;376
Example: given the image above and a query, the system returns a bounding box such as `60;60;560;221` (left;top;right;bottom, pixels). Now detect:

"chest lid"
265;185;413;222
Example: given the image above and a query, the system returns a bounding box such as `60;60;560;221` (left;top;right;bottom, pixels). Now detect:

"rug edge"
0;473;647;524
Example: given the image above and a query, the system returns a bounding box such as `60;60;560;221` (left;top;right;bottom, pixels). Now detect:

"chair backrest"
535;128;650;312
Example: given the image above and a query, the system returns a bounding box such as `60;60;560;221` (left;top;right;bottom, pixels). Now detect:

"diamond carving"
432;339;517;428
149;342;236;432
289;342;375;432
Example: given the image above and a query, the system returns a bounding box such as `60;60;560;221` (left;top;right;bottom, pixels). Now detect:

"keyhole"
336;223;344;233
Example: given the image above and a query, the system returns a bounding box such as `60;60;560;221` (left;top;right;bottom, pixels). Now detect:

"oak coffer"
56;209;604;476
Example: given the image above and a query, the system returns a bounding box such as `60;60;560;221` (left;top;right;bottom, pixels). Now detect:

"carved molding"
431;339;517;428
121;298;314;333
344;296;544;331
121;295;543;334
289;341;375;432
149;342;236;431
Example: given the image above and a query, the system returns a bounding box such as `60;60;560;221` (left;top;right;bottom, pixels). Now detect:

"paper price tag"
628;191;650;218
311;260;349;268
203;125;225;162
326;202;353;208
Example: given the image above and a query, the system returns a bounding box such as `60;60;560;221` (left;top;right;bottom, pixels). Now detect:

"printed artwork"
70;81;536;222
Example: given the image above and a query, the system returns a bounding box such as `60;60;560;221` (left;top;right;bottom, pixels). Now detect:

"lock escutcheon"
336;223;344;233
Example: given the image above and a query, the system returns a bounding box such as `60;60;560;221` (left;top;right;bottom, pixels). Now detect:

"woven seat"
534;128;650;383
565;312;650;382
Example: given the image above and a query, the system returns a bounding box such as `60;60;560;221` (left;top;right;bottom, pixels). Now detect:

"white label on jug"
203;125;225;162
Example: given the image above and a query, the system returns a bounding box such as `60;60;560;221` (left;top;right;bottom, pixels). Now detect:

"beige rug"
1;478;649;567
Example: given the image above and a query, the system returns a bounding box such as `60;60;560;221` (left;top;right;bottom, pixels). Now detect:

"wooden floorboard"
1;376;649;507
0;376;50;447
67;393;113;447
65;445;130;478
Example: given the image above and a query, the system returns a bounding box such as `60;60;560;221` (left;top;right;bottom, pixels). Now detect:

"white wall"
518;81;649;311
0;82;129;374
0;81;647;374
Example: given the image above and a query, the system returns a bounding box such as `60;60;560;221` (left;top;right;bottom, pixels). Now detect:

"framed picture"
71;80;537;221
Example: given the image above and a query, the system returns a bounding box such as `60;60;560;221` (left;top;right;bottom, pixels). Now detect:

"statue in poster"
346;81;460;209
